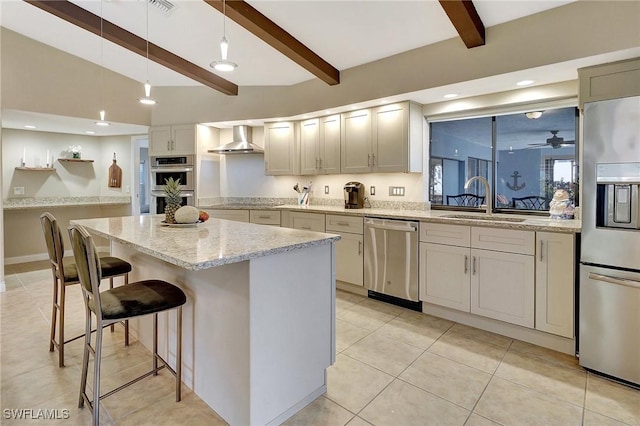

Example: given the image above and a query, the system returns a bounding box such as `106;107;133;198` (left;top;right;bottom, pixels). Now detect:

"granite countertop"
72;215;340;271
3;196;131;210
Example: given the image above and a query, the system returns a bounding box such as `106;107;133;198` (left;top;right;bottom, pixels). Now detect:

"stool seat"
58;257;132;283
90;280;187;320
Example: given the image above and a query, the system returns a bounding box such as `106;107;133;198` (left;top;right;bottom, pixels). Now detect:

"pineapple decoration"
163;177;183;224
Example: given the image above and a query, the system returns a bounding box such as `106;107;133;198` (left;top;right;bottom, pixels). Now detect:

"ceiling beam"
203;0;340;86
25;0;239;96
439;0;485;48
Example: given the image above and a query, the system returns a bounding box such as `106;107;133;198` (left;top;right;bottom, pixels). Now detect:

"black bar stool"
40;212;132;367
68;223;186;426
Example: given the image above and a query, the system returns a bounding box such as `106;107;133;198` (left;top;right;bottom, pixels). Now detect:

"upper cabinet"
578;58;640;107
265;121;298;176
300;115;341;175
341;102;423;174
149;124;197;155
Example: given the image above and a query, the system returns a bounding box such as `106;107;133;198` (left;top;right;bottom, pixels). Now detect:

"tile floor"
2;260;639;425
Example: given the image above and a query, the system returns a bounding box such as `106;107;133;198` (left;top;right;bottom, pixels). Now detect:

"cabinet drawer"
420;223;470;246
205;209;250;223
471;227;534;255
250;210;281;225
290;212;325;232
326;215;363;234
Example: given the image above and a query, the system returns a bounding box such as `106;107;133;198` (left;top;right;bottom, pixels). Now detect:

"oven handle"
365;222;418;232
150;166;193;173
589;272;640;290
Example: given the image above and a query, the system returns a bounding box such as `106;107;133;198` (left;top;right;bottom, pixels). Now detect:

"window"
429;106;578;212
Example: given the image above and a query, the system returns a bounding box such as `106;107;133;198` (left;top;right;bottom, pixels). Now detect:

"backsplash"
198;196;430;211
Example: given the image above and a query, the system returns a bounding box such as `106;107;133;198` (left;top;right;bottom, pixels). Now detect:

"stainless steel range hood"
208;125;264;154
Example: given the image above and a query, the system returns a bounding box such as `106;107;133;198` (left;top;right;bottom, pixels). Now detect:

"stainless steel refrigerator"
580;95;640;386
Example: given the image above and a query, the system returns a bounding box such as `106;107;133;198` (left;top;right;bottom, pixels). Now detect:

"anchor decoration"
506;171;526;191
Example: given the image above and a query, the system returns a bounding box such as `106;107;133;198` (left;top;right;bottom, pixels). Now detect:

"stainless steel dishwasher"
364;217;421;310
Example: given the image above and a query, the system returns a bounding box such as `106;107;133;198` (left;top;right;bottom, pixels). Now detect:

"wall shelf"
15;167;56;171
58;158;94;163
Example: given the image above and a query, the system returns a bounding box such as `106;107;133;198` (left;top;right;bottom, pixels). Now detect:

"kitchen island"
72;215;340;426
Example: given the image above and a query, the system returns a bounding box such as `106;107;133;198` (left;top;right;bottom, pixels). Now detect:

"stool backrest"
68;224;103;309
40;212;65;273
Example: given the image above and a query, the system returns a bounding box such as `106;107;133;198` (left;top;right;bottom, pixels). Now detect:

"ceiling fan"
528;130;575;149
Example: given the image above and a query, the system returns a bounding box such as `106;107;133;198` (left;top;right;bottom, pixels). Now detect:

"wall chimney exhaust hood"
208;125;264;154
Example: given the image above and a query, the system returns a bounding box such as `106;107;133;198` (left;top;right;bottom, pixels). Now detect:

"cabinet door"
171;125;196;155
265;122;297;176
290;212;325;232
149;126;172;154
335;232;364;286
319;114;341;174
250;210;281;226
341;110;372;173
471;248;534;328
299;119;320;175
420;242;470;311
205;209;250;223
535;232;575;338
372;103;408;172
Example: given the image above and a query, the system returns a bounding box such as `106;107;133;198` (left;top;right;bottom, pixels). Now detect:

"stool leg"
49;274;58;353
176;306;182;402
124;274;129;347
58;283;66;368
78;306;91;409
109;277;115;332
153;313;158;375
92;318;103;426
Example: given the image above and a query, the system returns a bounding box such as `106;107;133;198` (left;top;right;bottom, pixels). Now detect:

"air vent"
148;0;176;14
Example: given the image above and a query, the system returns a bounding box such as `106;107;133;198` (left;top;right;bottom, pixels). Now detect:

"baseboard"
5;246;111;265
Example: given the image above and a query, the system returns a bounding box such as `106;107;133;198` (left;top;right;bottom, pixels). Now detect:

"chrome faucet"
464;176;492;214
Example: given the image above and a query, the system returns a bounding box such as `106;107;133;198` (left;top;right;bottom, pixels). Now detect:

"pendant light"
138;0;157;105
210;0;238;72
95;0;110;126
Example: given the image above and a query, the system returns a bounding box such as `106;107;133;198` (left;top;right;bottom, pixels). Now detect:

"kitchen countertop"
200;203;581;233
3;196;131;210
72;215;340;271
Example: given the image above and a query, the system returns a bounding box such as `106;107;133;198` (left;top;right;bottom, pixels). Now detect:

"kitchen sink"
440;214;527;223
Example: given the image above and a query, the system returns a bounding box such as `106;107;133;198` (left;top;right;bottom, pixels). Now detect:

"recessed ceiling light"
23;125;36;129
85;131;96;135
516;80;535;86
325;110;332;115
443;93;459;99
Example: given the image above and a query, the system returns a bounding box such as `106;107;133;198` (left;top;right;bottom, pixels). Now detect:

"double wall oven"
150;155;195;214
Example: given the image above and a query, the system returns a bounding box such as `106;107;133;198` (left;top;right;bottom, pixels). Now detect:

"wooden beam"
439;0;485;48
25;0;239;96
203;0;340;85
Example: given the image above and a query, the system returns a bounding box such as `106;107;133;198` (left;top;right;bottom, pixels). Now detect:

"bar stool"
68;224;186;426
40;212;132;367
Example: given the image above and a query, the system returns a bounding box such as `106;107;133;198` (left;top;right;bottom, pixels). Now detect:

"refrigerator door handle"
589;272;640;290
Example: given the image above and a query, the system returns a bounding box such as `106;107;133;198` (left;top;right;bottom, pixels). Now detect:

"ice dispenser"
596;162;640;229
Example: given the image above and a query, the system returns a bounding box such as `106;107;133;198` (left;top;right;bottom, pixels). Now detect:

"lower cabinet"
326;215;364;287
249;210;281;226
204;209;250;223
286;212;326;232
421;242;470;311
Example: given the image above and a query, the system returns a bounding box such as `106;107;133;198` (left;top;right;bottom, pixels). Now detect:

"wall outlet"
389;186;405;196
370;186;376;196
13;186;25;195
125;185;130;193
324;185;329;195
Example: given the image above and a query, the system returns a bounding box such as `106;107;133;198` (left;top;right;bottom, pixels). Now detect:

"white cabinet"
287;212;325;232
149;124;196;155
250;210;281;226
535;232;575;338
265;121;298;176
299;115;341;175
341;102;423;173
326;215;364;287
420;223;535;328
205;209;250;223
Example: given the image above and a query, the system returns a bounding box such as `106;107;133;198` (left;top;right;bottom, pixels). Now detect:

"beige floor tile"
360;379;469;426
375;311;452;349
0;363;81;409
474;377;583;426
346;416;373;426
282;396;355;426
343;333;424;376
358;299;407;316
336;303;398;332
583;409;632;426
399;352;491;410
336;319;370;353
325;354;394;413
428;331;508;374
585;374;640;425
447;324;512;349
336;290;366;310
464;414;500;426
495;350;586;406
509;339;581;371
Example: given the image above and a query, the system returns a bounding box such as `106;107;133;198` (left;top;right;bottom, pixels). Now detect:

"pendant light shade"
210;0;238;72
96;109;110;126
139;0;157;105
